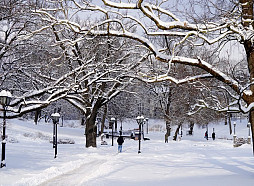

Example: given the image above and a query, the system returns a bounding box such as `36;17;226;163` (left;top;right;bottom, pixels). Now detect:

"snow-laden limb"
64;95;87;114
5;53;118;118
188;98;240;115
189;81;254;115
102;0;138;9
139;73;213;85
20;1;249;99
43;24;243;100
30;1;236;50
8;88;70;118
102;0;218;31
170;56;243;94
217;86;239;101
236;82;254;113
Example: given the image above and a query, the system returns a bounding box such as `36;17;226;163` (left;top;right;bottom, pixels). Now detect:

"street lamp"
110;117;115;146
136;115;144;154
51;112;60;158
0;90;12;168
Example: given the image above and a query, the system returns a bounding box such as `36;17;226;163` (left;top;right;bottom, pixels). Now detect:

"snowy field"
0;118;254;186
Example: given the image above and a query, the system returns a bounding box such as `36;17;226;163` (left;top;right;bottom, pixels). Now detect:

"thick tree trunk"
249;111;254;154
243;39;254;154
240;0;254;28
239;0;254;154
85;116;97;147
85;98;105;147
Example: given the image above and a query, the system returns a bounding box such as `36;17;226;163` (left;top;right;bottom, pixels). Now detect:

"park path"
39;158;113;186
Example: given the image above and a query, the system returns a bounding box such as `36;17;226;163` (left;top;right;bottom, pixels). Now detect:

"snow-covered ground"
0;118;254;186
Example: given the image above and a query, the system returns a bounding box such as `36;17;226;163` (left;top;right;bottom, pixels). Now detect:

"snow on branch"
170;56;243;94
189;82;254;115
139;73;213;85
102;0;224;31
102;0;138;9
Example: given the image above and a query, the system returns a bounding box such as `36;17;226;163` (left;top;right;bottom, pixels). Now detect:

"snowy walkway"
1;119;254;186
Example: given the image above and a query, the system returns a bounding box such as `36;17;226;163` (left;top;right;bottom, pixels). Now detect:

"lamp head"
51;113;60;123
0;90;12;106
136;116;144;125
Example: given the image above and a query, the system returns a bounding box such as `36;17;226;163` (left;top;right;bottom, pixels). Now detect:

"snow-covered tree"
0;1;146;148
30;0;254;152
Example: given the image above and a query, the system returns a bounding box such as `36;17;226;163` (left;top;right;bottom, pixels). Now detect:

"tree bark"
249;111;254;154
85;116;97;147
239;0;254;155
85;98;105;147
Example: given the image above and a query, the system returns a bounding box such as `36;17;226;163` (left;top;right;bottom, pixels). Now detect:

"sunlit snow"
0;118;254;186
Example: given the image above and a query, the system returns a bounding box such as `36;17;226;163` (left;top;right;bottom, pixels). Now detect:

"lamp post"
247;122;251;144
136;116;144;154
51;112;60;158
110;117;115;146
0;90;12;168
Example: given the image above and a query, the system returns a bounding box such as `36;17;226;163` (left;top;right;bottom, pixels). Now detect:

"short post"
51;112;60;158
